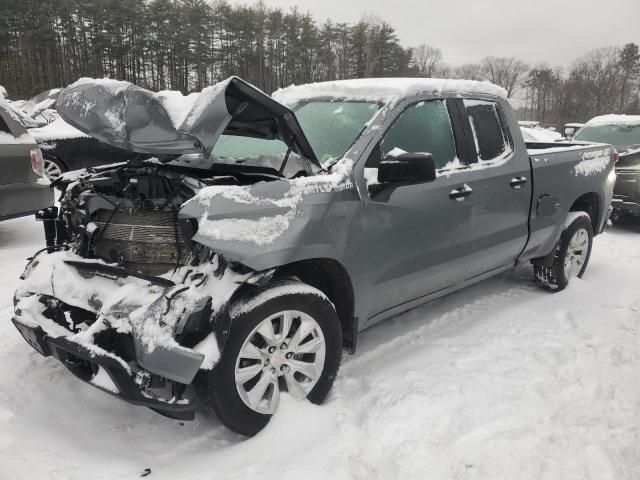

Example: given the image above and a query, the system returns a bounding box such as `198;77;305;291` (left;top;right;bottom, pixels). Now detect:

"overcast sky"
234;0;639;67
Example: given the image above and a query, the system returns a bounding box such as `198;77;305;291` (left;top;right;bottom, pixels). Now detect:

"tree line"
410;43;640;126
0;0;414;98
1;0;638;127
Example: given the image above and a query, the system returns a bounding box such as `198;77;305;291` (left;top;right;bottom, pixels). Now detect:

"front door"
359;99;486;322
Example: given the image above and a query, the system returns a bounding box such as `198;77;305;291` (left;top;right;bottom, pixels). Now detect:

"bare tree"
451;63;485;81
481;56;529;97
618;43;640;110
412;44;442;77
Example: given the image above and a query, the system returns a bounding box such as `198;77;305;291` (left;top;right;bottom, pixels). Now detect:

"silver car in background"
0;99;52;220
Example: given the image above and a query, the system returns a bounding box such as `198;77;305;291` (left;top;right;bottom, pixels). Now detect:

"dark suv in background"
574;115;640;222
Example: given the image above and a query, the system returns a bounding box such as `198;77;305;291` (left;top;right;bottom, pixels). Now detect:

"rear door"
458;98;532;272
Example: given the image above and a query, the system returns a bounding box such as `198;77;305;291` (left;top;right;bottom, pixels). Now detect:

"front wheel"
196;280;342;436
534;212;593;292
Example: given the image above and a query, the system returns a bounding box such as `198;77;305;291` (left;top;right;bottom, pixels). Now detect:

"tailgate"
524;142;615;258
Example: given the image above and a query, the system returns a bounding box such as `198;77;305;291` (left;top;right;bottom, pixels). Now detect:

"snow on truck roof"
272;77;507;105
585;114;640;127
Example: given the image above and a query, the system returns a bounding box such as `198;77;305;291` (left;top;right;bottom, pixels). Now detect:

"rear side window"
464;100;512;161
381;100;457;169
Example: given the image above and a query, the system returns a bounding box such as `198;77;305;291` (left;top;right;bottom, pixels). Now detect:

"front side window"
381;100;457;169
464;100;512;161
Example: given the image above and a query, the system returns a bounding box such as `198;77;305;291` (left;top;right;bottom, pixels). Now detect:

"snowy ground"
1;216;639;480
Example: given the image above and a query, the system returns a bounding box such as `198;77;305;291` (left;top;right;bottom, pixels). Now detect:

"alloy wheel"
43;159;63;181
564;228;589;279
234;309;326;415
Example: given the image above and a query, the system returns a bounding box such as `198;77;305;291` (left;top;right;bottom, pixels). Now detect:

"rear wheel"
43;156;65;181
196;280;342;436
534;213;593;292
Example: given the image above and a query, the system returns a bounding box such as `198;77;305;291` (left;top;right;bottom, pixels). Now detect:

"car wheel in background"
195;280;342;436
534;212;593;292
43;156;65;181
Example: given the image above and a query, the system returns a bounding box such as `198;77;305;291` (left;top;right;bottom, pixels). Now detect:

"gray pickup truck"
12;77;615;436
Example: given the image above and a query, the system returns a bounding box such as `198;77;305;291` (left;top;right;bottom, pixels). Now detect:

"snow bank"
3;217;640;479
273;77;507;106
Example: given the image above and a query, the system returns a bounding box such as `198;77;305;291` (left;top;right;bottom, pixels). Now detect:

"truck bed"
518;141;615;263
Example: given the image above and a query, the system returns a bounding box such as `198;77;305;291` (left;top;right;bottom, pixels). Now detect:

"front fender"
179;168;360;271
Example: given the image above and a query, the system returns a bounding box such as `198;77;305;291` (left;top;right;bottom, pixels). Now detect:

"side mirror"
378;152;437;184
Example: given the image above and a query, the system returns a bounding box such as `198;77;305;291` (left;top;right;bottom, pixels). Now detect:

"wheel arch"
569;192;600;233
42;152;69;171
273;258;357;354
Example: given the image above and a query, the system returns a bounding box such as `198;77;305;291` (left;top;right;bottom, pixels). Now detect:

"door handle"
510;176;528;190
449;184;473;201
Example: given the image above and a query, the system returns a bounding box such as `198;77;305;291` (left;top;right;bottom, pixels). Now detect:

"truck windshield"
210;100;380;172
574;124;640;149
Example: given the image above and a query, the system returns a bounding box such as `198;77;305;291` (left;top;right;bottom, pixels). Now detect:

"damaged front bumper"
12;249;250;420
12;317;196;419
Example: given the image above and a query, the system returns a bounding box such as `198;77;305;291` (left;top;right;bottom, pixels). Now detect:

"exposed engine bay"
12;160;283;419
54;160;284;275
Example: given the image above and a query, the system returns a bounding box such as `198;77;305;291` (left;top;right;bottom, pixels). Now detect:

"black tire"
195;280;342;436
534;213;593;292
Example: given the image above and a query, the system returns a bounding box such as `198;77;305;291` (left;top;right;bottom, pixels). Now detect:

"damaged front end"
12;76;354;421
12;162;269;420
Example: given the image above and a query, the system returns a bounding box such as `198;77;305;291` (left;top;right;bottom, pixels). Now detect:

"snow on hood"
585;114;640;127
272;77;508;106
56;76;320;166
28;117;89;141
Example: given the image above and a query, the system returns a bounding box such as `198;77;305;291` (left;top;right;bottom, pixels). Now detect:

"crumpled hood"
56;76;319;166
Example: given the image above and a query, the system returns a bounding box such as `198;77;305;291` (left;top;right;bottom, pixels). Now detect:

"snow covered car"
0;99;52;221
562;122;584;139
12;76;616;436
520;126;563;142
29;117;151;181
574;115;640;221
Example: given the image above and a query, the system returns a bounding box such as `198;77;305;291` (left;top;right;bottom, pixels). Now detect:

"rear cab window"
463;99;513;163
